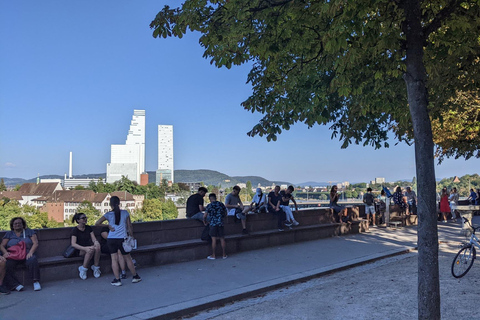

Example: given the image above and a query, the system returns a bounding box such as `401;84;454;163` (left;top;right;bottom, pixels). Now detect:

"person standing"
363;188;376;227
204;193;227;260
449;187;459;222
96;196;141;286
404;187;418;215
439;187;450;223
186;187;208;222
225;186;248;234
467;188;477;205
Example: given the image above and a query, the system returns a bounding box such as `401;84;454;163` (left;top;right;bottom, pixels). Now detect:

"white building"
156;125;174;184
107;110;146;183
375;177;386;184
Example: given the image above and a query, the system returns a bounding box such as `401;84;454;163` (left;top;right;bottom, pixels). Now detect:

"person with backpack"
363;188;376;227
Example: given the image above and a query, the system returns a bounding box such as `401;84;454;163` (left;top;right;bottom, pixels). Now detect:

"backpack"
364;193;374;206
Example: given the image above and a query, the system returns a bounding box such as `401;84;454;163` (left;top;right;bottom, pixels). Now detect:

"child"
204;193;227;260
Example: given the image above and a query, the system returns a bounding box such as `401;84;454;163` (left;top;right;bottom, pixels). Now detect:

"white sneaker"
78;266;88;280
91;265;101;278
292;220;300;226
33;282;41;291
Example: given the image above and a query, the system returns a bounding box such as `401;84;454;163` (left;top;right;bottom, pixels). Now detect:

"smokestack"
69;152;73;178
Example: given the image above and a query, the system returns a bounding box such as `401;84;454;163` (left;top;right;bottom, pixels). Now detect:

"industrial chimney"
69;152;73;178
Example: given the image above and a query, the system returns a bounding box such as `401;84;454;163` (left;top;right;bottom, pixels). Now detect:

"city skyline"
1;1;480;184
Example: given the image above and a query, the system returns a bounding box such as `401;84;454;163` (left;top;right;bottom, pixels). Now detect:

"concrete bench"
2;206;367;284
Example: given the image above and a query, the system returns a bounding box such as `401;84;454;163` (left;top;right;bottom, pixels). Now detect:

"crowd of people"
5;184;460;294
187;185;301;260
0;196;142;294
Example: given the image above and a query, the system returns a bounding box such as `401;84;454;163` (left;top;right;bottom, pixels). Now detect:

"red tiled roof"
0;191;23;201
45;190;95;203
18;182;62;196
111;191;135;201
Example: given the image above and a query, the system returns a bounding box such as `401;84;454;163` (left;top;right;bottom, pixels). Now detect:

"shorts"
209;226;225;238
107;238;127;255
365;205;375;214
331;204;345;214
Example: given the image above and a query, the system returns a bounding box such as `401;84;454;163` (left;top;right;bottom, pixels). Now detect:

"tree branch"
423;0;463;38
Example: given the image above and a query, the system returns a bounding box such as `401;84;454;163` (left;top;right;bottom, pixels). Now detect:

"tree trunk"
403;1;441;319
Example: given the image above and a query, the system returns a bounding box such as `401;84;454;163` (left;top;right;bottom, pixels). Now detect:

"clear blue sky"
0;1;478;184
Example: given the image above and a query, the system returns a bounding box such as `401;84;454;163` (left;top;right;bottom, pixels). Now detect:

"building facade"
156;125;174;184
107;109;146;184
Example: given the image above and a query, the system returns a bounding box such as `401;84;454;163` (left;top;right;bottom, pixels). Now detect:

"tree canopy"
151;0;480;155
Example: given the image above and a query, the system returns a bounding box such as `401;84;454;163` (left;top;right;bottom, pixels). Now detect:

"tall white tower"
156;125;174;185
106;110;146;183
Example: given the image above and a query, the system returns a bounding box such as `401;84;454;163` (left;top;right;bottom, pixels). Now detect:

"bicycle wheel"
452;245;476;278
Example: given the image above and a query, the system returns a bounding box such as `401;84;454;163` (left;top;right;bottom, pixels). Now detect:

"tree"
73;185;85;190
432;91;480;162
0;178;6;191
151;2;480;317
68;201;102;226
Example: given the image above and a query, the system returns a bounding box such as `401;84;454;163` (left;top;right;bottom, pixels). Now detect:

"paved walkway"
0;220;467;320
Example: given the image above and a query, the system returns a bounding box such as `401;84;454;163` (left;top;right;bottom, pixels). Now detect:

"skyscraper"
106;110;145;183
156;125;174;184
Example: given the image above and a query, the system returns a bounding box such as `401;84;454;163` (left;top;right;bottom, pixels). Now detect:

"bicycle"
451;217;480;278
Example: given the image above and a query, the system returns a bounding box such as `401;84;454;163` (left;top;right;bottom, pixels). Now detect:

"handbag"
7;241;27;260
63;245;78;258
122;236;136;253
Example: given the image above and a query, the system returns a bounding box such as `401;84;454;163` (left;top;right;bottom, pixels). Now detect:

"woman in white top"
96;196;141;286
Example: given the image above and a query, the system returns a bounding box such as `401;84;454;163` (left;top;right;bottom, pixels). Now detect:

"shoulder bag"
122;235;137;253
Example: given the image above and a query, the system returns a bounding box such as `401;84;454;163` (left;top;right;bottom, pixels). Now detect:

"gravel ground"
185;243;480;320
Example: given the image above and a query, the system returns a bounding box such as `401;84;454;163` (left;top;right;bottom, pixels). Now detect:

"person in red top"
439;187;451;223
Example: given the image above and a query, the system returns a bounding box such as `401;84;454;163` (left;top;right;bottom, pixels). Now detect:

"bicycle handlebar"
462;217;479;232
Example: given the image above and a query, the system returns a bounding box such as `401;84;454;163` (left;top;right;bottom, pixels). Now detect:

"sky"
1;1;479;185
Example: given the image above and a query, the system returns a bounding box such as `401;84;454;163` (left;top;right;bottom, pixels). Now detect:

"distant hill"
2;170;287;188
233;175;290;187
295;181;332;187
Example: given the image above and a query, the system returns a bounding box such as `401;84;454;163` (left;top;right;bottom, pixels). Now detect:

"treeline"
0;197;179;231
436;174;480;197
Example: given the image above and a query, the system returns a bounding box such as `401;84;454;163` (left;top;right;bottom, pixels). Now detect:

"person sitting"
186;187;208;222
280;185;299;226
225;186;248;234
393;187;409;215
71;213;101;280
0;255;9;295
268;186;288;231
204;193;227;260
100;226;132;279
0;217;41;291
249;188;267;213
330;186;348;223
